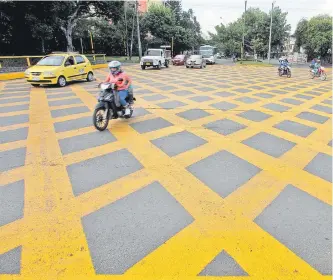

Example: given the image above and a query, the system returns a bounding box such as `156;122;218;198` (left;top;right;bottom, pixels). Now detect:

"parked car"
24;52;94;87
185;55;206;69
172;54;187;66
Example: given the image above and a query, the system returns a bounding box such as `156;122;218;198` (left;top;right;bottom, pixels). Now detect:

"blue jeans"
118;90;129;106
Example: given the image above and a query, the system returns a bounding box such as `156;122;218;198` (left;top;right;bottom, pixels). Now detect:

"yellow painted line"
72;83;326;278
0;166;25;186
20;86;95;278
0;123;29;133
0;139;26;152
52;112;91;123
74;169;155;217
48;103;85;111
55;126;96;140
0;101;30;108
0;110;29;117
63;141;124;166
0;219;25;255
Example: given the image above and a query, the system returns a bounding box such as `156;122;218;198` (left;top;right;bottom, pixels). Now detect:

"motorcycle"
310;66;327;81
278;65;291;78
93;82;135;131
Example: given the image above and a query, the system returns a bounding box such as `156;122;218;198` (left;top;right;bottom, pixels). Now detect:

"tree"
48;1;123;52
209;5;290;58
25;14;53;54
294;18;308;52
294;15;332;61
143;2;203;53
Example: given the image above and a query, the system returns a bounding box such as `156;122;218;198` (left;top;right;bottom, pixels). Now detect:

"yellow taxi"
25;52;94;87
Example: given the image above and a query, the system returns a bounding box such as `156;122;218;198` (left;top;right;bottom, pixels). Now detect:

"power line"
183;4;330;12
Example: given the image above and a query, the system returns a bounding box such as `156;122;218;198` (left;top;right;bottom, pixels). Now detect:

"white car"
140;49;169;70
185;55;206;69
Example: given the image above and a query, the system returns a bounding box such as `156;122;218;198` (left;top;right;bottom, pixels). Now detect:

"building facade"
138;0;163;13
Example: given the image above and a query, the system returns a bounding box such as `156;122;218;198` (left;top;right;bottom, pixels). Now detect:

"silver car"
185;55;206;69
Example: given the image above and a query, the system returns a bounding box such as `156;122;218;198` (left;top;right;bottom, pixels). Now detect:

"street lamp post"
136;1;142;59
268;1;275;64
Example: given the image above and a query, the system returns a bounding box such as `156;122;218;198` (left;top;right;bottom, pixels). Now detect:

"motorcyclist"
104;61;132;116
314;59;321;75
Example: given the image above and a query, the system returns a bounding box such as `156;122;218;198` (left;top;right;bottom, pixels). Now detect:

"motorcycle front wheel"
320;73;327;81
93;108;110;131
287;70;291;78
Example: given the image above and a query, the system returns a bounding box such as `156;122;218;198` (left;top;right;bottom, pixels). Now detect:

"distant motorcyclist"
104;61;132;116
313;59;321;75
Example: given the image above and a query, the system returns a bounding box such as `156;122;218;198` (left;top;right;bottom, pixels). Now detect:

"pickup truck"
140;48;170;70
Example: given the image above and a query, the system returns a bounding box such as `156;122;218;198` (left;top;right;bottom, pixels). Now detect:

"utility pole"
136;0;142;59
268;1;275;64
124;1;129;58
80;38;84;54
171;37;174;57
241;0;247;61
130;1;136;60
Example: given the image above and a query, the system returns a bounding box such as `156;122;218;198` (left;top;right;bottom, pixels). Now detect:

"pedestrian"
254;53;258;62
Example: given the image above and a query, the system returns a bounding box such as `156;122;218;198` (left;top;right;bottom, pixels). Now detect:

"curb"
0;64;108;81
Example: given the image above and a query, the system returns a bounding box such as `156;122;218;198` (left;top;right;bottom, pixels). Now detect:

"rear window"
175;55;184;59
190;55;201;59
75;55;85;64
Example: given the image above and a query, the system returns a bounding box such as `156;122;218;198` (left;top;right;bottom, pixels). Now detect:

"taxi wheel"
31;84;40;87
57;76;67;87
87;72;94;82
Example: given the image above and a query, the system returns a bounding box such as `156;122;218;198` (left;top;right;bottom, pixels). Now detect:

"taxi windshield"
37;56;64;66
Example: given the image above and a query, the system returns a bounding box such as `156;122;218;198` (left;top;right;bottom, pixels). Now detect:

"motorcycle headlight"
44;71;55;77
100;84;110;90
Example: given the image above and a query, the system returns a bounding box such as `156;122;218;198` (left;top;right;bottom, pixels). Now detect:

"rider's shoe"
124;106;131;116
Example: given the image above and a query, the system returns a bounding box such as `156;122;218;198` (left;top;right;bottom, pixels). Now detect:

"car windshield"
145;50;161;56
37;56;64;66
200;50;212;58
190;55;201;59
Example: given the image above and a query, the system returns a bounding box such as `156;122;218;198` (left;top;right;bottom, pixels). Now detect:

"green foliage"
209;6;290;57
143;2;203;53
294;14;332;60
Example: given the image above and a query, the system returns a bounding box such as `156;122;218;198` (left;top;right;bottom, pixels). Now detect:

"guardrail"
0;54;106;73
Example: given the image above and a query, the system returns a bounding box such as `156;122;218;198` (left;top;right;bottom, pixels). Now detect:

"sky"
181;0;332;37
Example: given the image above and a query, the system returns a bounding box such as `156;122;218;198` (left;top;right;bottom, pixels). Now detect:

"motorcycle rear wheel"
93;108;109;131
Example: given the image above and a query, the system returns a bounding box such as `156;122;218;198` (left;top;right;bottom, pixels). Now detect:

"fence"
0;54;106;73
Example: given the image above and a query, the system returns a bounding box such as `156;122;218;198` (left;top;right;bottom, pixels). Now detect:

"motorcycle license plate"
32;77;40;81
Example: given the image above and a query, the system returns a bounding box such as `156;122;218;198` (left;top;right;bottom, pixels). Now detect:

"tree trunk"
41;38;45;54
61;21;76;52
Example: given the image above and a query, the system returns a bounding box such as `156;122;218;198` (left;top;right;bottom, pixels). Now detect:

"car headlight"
24;70;30;75
153;59;158;64
210;56;214;59
44;71;55;77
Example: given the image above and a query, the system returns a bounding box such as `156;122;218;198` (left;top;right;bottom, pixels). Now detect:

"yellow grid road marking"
0;65;331;280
